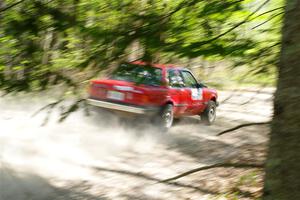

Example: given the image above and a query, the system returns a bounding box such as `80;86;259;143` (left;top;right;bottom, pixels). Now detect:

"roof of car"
130;61;179;69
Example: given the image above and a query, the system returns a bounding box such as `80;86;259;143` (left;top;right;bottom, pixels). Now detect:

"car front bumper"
86;98;160;115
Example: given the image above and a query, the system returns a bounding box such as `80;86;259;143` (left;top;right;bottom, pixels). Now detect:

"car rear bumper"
86;98;160;115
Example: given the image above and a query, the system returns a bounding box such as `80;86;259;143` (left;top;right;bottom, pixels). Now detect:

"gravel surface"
0;89;273;200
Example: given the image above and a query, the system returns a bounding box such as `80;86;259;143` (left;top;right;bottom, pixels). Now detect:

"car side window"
168;69;185;88
181;71;198;88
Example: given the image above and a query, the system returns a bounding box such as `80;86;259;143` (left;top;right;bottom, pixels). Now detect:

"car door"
167;69;189;116
180;70;205;115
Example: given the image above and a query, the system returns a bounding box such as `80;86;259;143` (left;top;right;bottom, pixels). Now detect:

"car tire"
201;100;216;125
153;104;174;131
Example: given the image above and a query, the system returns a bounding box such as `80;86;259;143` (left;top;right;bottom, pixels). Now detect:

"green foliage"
0;0;283;93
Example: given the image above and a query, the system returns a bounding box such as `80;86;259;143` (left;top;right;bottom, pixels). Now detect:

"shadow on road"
0;167;106;200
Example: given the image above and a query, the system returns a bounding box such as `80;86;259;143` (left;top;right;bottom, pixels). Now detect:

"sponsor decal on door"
191;88;203;100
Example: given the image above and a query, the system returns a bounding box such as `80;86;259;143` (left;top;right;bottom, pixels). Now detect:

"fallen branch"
93;166;218;194
239;84;269;105
220;88;243;104
161;163;264;183
217;122;270;136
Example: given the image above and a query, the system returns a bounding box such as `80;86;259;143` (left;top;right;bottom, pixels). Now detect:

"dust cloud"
0;93;172;199
1;95;164;166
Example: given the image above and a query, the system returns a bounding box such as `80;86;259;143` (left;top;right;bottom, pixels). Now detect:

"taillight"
89;82;106;97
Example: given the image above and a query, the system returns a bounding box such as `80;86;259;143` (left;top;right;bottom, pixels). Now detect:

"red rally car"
87;61;218;129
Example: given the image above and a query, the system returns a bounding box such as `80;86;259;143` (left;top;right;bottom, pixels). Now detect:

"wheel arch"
164;100;174;106
210;96;216;102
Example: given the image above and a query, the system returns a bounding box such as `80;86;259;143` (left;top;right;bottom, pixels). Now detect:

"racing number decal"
191;88;203;100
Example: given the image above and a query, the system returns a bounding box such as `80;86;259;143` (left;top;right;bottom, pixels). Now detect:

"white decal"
191;88;203;100
114;86;134;91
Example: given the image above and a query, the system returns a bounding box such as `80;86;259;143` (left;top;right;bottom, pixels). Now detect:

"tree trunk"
263;0;300;199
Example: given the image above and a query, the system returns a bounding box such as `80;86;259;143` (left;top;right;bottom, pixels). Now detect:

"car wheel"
153;104;174;131
162;104;174;129
201;100;216;125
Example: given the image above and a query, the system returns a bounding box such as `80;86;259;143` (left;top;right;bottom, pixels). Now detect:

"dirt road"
0;89;273;200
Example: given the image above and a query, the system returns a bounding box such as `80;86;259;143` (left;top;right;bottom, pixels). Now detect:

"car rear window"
111;63;162;86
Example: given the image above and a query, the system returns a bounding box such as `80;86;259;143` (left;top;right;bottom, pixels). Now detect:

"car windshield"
111;63;162;86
